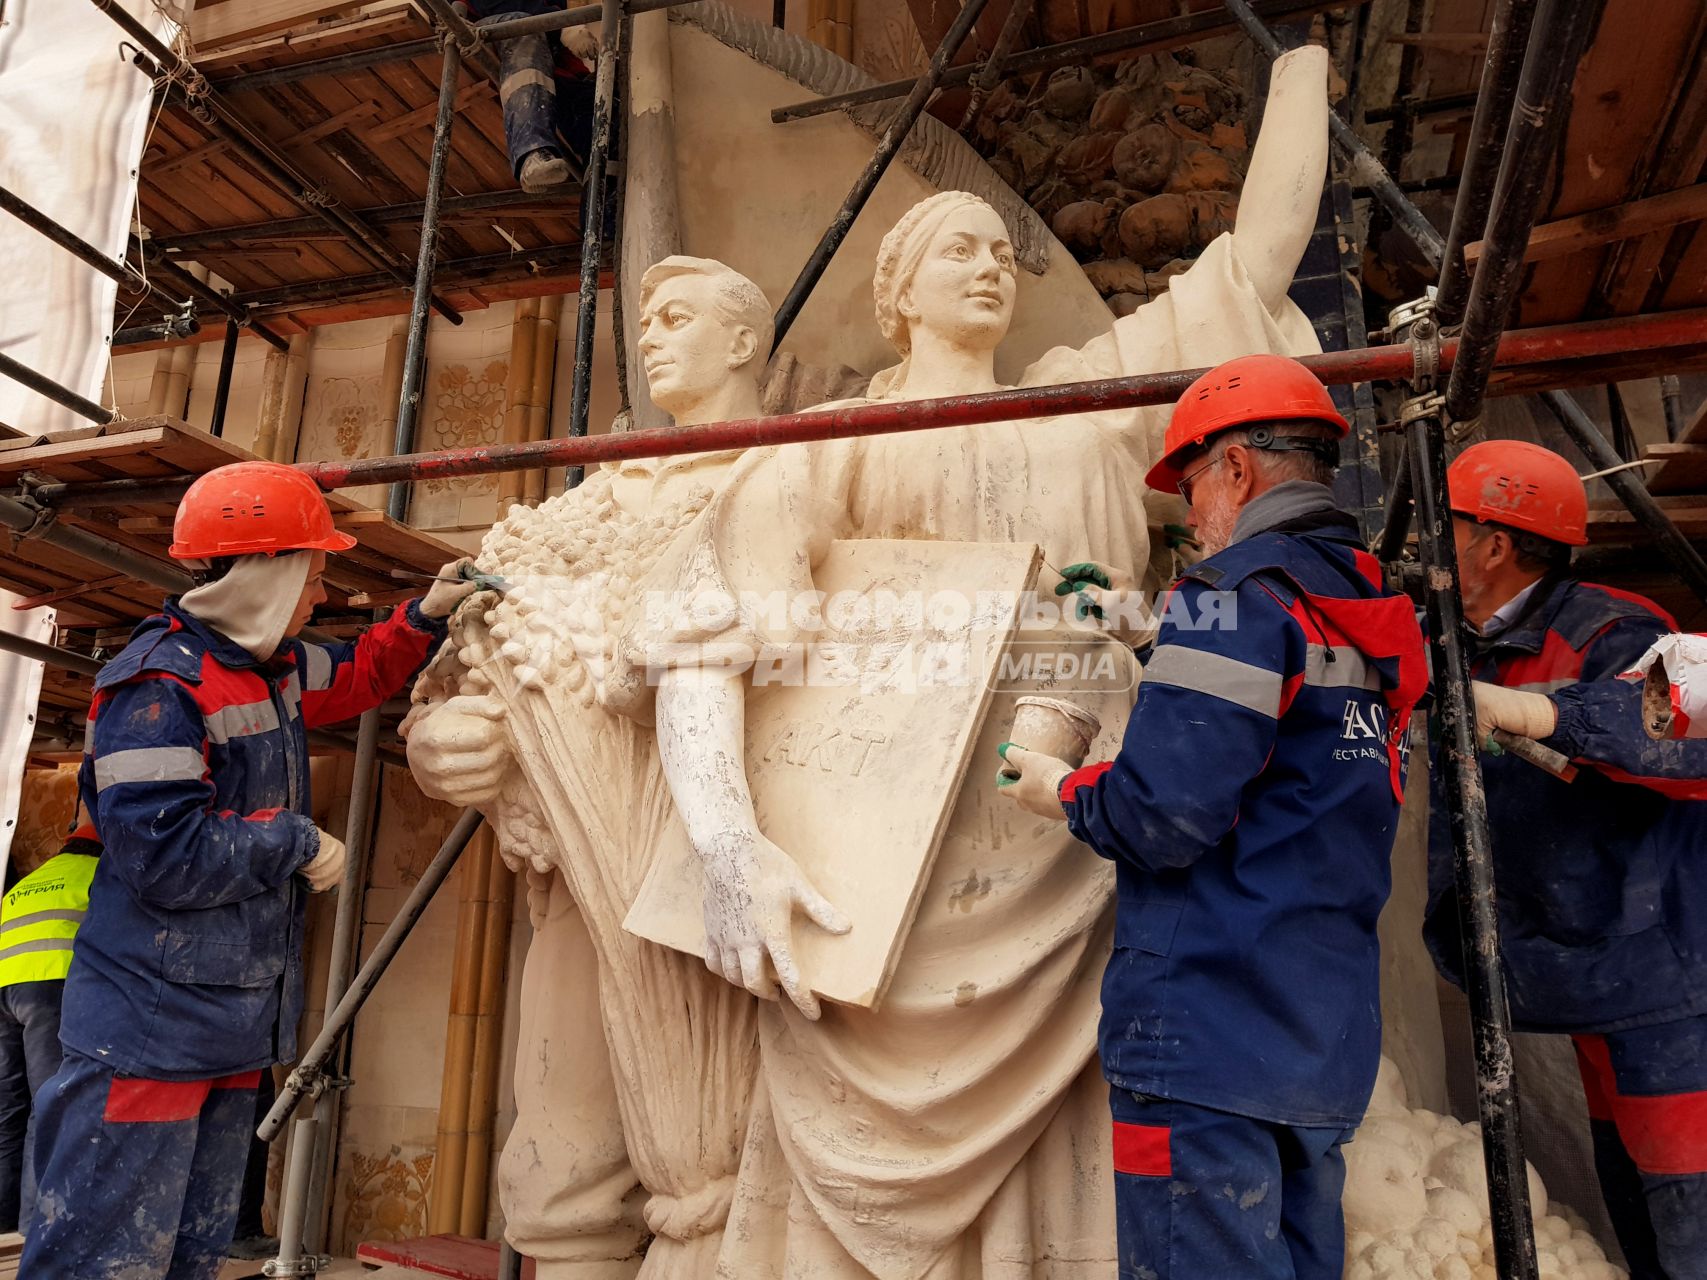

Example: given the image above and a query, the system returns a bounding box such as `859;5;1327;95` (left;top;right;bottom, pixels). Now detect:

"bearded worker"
999;355;1426;1280
406;257;776;1279
1430;440;1707;1280
603;44;1340;1277
22;462;472;1278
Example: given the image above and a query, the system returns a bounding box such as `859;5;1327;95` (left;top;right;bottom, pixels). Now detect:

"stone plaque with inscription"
624;538;1043;1008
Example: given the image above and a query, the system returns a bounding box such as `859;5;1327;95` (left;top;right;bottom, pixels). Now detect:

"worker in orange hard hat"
24;461;479;1278
1424;438;1707;1278
1001;353;1427;1280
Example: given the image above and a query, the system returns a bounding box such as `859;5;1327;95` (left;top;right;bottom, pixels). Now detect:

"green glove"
1054;564;1108;622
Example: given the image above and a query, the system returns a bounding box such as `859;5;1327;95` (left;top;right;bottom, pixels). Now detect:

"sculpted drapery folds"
408;40;1329;1280
406;257;777;1279
596;44;1332;1278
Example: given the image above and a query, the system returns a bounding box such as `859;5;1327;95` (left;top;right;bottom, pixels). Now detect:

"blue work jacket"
65;599;446;1080
1063;497;1426;1128
1424;577;1707;1033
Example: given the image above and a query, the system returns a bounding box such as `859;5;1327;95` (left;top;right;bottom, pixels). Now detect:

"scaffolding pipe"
1433;0;1538;326
774;0;1348;123
1543;388;1707;603
149;189;564;254
260;808;486;1142
957;0;1038;136
88;0;463;324
112;316;201;348
566;0;623;489
0;183;185;312
298;706;385;1256
1444;0;1603;425
209;319;240;438
130;236;292;353
477;0;688;42
27;307;1707;507
0;353;119;426
387;30;464;522
1223;0;1443;269
770;0;994;349
1402;383;1539;1280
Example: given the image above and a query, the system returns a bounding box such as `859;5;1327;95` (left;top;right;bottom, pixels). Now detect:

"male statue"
407;257;774;1280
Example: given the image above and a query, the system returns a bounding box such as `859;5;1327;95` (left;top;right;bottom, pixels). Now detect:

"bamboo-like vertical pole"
270;332;313;464
354;318;411;511
496;299;541;515
523;295;565;507
148;265;207;417
457;848;515;1233
427;826;494;1234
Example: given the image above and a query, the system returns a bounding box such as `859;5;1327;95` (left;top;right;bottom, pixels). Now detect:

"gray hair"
639;255;775;369
1200;421;1341;486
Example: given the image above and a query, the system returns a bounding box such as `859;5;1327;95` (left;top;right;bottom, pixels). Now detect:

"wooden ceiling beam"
1466;183;1707;268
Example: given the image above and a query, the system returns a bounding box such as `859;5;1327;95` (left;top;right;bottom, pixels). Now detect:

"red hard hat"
170;461;356;560
1145;354;1349;495
1447;440;1588;548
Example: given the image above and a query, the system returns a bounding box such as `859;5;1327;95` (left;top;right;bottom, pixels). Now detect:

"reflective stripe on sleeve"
1303;644;1381;692
1142;645;1282;719
303;646;334;692
93;746;207;791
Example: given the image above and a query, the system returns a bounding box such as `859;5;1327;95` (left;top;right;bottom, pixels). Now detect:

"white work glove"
562;21;599;62
995;743;1072;821
405;695;510;808
1054;561;1152;647
1472;681;1558;750
420;558;481;619
303;828;348;893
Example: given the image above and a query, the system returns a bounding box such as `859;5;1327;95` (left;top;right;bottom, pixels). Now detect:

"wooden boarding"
625;539;1042;1009
356;1234;535;1279
1640;442;1707;496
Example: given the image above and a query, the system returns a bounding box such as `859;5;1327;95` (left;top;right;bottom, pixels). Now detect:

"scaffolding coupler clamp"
262;1251;333;1278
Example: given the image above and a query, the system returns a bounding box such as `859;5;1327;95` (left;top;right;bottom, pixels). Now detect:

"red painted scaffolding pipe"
294;307;1707;492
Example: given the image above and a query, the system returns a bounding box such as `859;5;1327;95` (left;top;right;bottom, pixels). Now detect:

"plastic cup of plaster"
999;696;1102;780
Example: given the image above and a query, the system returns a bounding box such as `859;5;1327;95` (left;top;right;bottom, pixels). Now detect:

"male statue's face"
899;204;1017;354
639;275;754;418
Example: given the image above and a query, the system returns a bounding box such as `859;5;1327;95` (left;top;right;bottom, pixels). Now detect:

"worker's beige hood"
179;552;311;661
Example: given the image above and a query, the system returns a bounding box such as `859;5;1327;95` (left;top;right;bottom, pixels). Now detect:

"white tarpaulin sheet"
0;0;180;867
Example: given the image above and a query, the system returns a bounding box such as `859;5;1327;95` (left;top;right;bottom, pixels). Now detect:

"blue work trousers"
1574;1013;1707;1280
490;13;595;176
22;1050;260;1278
0;978;64;1232
1110;1088;1353;1280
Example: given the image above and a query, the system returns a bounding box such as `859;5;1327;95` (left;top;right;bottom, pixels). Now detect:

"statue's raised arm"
1232;44;1330;317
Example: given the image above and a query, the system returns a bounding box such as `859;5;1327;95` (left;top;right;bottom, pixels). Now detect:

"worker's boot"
519;147;572;194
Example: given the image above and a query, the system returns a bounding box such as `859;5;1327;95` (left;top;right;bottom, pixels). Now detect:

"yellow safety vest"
0;853;97;987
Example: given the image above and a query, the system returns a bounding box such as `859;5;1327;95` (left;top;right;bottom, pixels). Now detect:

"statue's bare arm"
654;666;850;1020
1233;43;1331;318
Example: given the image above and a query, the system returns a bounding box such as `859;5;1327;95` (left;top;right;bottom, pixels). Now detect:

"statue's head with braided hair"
872;191;1017;364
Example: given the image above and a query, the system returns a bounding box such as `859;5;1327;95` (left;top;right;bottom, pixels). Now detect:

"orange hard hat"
170;461;356;560
1145;353;1349;495
1447;439;1587;548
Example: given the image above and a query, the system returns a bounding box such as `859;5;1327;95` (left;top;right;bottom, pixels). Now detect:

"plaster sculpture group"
405;42;1625;1280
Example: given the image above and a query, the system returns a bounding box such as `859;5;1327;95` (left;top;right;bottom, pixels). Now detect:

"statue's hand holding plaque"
624;538;1043;1009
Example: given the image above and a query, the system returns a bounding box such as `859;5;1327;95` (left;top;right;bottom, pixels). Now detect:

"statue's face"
639;274;753;417
898;204;1017;353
